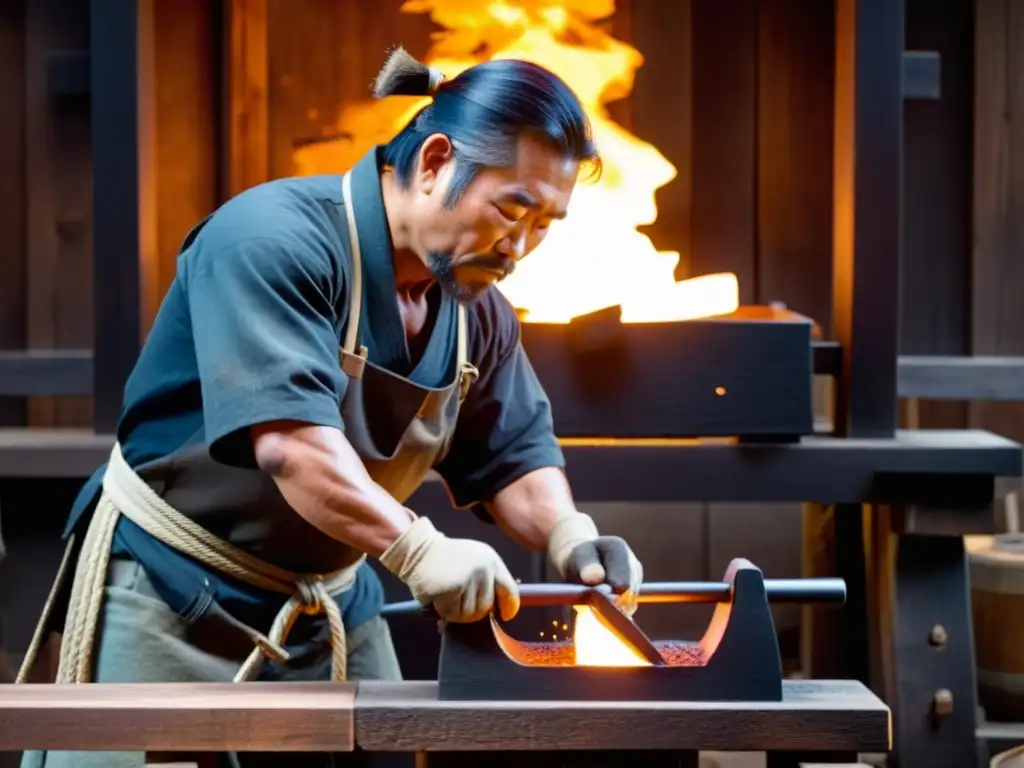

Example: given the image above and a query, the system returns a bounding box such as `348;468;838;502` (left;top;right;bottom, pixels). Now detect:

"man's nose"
496;230;527;262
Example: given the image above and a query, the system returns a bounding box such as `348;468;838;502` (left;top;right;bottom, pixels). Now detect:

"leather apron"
336;171;478;503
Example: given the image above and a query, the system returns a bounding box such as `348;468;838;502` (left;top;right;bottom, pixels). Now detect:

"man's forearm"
484;466;578;552
251;420;413;557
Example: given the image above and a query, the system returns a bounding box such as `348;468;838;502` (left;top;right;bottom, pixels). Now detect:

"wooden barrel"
992;745;1024;767
970;534;1024;721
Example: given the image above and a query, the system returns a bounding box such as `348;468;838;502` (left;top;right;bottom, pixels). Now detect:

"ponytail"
373;46;446;99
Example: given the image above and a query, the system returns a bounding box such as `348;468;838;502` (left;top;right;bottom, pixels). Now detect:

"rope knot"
297;579;323;613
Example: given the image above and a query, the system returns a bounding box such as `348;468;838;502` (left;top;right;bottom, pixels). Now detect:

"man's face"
408;133;579;302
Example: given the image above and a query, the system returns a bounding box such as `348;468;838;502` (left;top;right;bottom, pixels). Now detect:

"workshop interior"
0;0;1023;766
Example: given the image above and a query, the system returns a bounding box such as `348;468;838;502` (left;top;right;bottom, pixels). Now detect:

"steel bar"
380;578;847;617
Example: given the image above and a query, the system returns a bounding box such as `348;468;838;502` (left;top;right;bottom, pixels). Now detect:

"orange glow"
293;0;739;323
572;605;651;667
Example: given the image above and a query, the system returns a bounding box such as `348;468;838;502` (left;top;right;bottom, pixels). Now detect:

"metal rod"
379;578;846;617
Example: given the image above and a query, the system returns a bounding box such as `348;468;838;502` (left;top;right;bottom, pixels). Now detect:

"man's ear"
416;133;454;196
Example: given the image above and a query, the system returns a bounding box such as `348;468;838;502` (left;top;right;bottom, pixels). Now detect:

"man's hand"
547;512;644;614
380;517;521;623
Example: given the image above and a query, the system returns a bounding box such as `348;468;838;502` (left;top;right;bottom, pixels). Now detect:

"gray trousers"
22;559;402;768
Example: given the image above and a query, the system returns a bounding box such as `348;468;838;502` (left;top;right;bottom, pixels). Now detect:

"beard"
427;251;516;303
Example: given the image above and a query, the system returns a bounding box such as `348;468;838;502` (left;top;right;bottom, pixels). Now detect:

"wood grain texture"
23;0;93;429
354;680;891;753
266;0;437;180
0;682;356;752
756;0;835;332
224;0;269;196
153;0;219;326
971;0;1024;454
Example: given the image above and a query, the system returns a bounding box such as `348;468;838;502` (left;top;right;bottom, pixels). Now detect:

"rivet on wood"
933;688;954;716
929;624;948;647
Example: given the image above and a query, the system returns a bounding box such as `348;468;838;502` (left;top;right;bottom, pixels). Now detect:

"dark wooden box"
518;306;815;440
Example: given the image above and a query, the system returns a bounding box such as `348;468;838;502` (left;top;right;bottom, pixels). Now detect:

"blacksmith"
18;48;644;767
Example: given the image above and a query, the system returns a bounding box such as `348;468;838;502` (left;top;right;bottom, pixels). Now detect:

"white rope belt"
51;443;362;684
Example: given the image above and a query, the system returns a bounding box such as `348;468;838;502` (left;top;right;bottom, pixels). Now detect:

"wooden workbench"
0;679;890;762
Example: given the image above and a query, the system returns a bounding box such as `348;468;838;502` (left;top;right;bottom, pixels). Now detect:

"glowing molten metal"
572;606;650;667
293;0;739;322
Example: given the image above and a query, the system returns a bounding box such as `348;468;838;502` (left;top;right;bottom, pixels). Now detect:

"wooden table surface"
0;679;890;754
0;682;357;752
353;680;892;753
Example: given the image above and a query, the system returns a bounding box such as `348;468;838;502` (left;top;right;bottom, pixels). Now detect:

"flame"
292;0;739;322
571;605;651;667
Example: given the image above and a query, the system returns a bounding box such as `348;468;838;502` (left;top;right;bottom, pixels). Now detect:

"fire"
572;606;650;667
292;0;739;323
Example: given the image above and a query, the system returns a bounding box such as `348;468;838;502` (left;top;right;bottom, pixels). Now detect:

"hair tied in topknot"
373;46;446;99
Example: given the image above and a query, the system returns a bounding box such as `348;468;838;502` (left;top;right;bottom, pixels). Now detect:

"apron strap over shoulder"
339;169;477;401
340;172;367;362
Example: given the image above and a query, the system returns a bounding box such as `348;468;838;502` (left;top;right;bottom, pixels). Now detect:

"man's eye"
493;204;524;223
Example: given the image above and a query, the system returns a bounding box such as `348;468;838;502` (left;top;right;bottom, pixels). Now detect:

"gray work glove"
380;517;520;623
547;512;644;615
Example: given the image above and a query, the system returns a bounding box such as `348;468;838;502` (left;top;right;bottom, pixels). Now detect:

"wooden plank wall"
0;0;220;431
23;0;92;429
972;0;1024;497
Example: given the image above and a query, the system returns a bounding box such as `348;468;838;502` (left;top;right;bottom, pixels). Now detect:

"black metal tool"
379;576;846;618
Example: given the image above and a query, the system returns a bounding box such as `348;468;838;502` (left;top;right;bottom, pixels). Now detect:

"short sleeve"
434;292;565;508
184;235;347;468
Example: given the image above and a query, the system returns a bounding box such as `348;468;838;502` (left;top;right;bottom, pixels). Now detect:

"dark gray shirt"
64;147;564;634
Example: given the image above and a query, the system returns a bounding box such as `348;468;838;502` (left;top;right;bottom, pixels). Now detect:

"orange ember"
293;0;739;322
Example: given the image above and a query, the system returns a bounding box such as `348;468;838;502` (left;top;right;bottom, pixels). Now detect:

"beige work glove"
547;512;644;615
380;517;520;623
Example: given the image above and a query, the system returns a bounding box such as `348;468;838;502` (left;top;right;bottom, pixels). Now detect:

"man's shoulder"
465;287;523;351
194;175;346;256
464;286;524;364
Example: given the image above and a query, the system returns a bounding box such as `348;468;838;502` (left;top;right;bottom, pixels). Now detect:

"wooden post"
804;0;905;686
90;0;158;432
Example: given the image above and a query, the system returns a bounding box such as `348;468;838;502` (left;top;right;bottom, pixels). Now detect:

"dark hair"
373;47;601;208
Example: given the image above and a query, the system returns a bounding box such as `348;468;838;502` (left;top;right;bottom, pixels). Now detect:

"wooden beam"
0;428;112;477
898;356;1024;400
354;680;890;753
90;0;158;431
0;429;1017;505
223;0;269;197
831;0;904;438
0;682;355;752
0;350;92;396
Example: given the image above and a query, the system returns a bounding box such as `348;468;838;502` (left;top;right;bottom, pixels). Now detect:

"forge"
292;0;819;440
435;559;844;702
